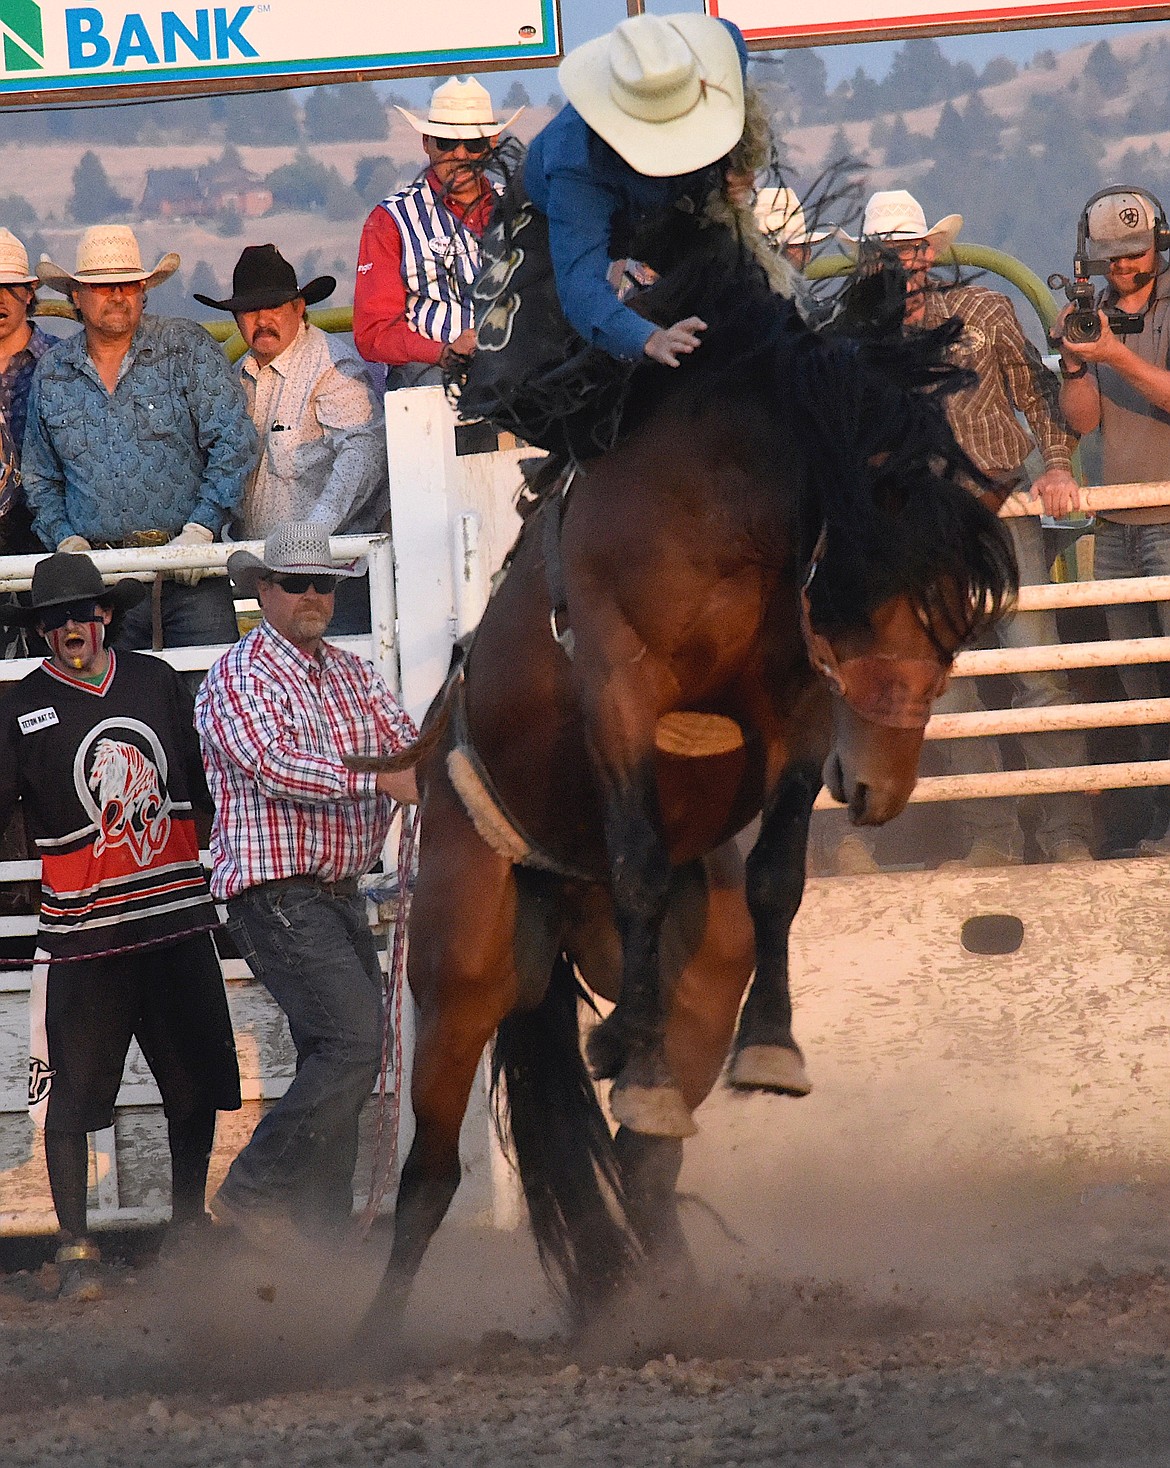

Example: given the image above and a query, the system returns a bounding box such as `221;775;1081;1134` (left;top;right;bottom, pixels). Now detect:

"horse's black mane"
624;218;1017;644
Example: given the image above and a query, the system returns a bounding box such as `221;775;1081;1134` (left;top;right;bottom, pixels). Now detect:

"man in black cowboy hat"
0;553;240;1300
196;245;386;634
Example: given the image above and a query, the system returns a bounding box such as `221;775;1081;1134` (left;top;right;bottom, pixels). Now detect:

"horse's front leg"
728;760;818;1095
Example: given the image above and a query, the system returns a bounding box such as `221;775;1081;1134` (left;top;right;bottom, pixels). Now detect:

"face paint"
44;618;104;675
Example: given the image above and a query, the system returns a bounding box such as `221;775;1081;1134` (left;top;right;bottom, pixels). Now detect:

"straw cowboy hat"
396;77;523;140
227;522;363;599
193;244;334;314
0;552;146;628
37;225;180;295
0;228;36;286
559;13;745;179
838;190;963;258
754;186;832;247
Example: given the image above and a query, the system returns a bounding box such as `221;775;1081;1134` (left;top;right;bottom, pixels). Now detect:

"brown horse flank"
352;230;1017;1336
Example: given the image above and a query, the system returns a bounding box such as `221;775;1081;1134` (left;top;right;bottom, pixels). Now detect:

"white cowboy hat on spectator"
0;228;36;286
754;186;832;246
559;13;744;179
396;77;522;140
227;522;363;598
837;189;963;258
37;225;180;295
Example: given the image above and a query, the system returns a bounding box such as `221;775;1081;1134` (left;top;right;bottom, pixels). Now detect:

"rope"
359;804;418;1237
0;921;219;967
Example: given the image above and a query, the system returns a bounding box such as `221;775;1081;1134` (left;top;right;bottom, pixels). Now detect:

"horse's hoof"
609;1079;698;1138
728;1044;812;1096
585;1014;627;1081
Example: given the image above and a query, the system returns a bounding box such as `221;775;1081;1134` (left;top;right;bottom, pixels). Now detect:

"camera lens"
1064;310;1101;345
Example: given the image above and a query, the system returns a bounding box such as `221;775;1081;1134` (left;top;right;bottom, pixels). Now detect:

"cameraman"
1056;188;1170;853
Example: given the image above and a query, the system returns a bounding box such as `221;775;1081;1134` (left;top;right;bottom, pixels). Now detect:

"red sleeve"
353;207;445;369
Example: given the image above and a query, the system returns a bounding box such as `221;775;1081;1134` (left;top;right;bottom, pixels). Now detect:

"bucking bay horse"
351;233;1017;1334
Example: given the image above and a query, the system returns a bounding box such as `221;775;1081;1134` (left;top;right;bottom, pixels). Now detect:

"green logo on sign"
0;0;45;71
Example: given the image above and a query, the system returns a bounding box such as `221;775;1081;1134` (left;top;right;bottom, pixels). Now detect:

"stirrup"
55;1238;101;1265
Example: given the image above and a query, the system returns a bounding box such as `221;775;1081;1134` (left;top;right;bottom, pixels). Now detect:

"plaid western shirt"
921;285;1075;485
195;620;418;901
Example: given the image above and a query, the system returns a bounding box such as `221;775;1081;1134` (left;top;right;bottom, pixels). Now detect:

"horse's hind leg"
613;1129;689;1269
729;762;818;1095
354;782;520;1349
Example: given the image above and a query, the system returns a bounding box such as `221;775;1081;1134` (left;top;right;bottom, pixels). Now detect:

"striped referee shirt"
195;620;417;901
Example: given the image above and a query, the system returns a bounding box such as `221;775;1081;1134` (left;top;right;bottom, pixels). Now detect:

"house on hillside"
141;157;272;220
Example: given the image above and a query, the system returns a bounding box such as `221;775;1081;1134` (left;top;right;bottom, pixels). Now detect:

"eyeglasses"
39;598;101;631
429;135;492;156
267;573;340;595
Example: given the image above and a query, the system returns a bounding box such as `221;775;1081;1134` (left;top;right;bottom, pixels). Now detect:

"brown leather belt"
92;530;176;549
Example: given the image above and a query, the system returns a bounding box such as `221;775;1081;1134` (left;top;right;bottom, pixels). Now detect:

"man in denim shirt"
22;226;256;651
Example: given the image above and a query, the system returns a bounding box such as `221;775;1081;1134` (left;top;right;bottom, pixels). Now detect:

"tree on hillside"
188;261;221;304
1033;50;1058;71
304;82;388;142
0;194;38;227
877;113;926;167
69;152;130;225
265;151;334;210
221;90;300;145
501;81;531;109
933;100;968;155
979;56;1017;87
780;47;827;118
883;39;960;110
354;155;412;204
1085;40;1126;98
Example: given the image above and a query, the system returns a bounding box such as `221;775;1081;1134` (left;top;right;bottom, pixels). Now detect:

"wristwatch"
1060;360;1088;380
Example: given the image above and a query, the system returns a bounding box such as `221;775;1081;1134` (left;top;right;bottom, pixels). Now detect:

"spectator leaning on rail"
196;244;387;636
22;226;257;651
195;522;418;1246
1055;188;1170;857
838;189;1094;870
353;78;521;389
0;552;241;1301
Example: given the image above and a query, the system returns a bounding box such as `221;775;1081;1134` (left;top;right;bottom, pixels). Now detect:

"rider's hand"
643;317;707;368
1052;304;1117;366
375;768;419;804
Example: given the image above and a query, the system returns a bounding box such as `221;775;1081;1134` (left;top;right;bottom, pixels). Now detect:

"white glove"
166;522;215;586
57;535;92;554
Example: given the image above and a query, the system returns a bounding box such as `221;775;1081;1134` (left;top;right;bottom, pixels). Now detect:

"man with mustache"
353;77;520;388
1056;187;1170;854
196;522;417;1246
197;245;386;634
22;226;256;652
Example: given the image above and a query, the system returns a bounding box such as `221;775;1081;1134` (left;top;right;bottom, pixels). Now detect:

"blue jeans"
931;517;1092;856
219;881;383;1233
112;577;239;651
1092;518;1170;705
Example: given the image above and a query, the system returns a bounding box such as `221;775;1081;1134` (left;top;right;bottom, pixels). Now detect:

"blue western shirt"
22;314;256;548
522;22;750;361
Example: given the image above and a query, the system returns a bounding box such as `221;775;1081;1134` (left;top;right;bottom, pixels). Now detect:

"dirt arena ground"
4;1137;1170;1467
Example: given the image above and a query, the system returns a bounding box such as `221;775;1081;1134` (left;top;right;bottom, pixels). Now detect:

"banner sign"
707;0;1170;47
0;0;560;105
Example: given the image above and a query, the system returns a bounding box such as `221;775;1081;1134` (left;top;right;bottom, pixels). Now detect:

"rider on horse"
457;12;785;463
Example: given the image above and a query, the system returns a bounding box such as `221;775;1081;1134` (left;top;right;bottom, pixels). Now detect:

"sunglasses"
39;598;102;631
267;573;340;595
429;135;492;156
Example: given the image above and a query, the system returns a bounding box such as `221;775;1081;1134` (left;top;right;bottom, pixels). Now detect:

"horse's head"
810;583;963;825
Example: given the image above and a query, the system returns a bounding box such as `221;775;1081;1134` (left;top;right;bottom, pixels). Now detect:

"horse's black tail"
491;954;642;1323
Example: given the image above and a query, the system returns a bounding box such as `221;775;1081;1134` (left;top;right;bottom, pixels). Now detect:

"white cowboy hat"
396;76;522;140
559;13;745;179
0;228;36;286
227;522;363;598
37;224;180;295
754;186;832;247
837;189;963;259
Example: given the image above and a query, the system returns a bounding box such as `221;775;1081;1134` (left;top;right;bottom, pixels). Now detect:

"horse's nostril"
848;781;868;823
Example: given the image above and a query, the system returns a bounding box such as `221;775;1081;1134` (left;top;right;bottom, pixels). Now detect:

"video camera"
1047;265;1143;345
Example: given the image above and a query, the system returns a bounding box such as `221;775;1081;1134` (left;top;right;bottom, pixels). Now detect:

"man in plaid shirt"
829;190;1093;872
195;522;417;1243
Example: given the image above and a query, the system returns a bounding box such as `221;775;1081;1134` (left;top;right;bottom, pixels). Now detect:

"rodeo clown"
0;554;240;1300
